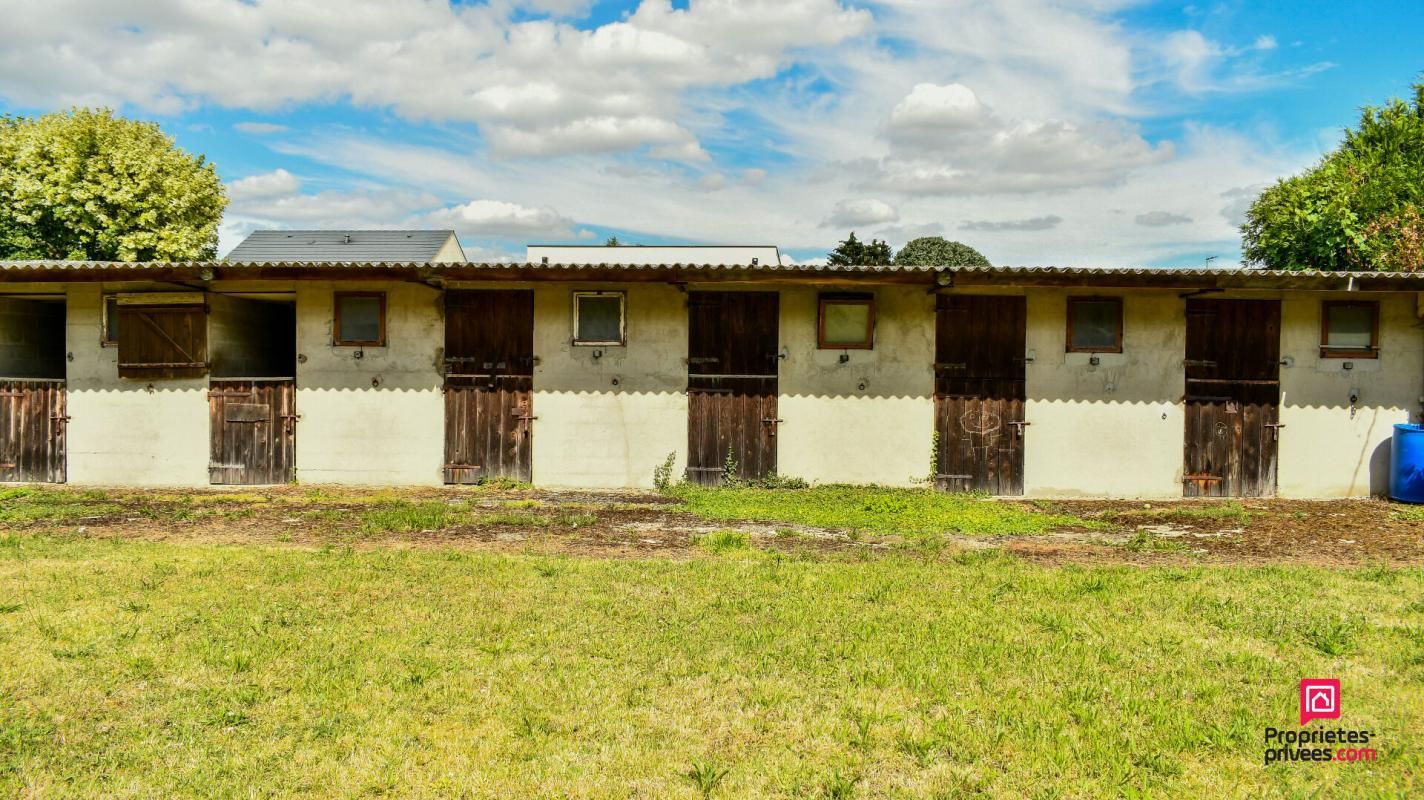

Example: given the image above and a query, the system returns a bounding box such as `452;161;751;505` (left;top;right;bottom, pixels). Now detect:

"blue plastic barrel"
1390;424;1424;503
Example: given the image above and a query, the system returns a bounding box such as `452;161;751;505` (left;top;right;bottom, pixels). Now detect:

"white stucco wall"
1023;289;1187;498
530;283;688;488
777;285;935;486
1277;292;1423;497
293;282;445;485
63;284;210;486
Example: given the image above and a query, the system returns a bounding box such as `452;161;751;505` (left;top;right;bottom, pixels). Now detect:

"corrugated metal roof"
223;229;461;262
1;260;1421;289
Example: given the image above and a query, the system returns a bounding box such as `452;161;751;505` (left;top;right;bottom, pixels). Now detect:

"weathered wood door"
1183;299;1281;497
0;379;66;483
208;379;296;485
934;295;1027;495
686;291;780;486
443;290;535;484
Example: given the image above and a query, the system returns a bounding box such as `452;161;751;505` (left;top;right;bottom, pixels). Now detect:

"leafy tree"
826;231;893;266
1242;82;1424;271
0;108;226;261
605;235;620;246
892;236;991;267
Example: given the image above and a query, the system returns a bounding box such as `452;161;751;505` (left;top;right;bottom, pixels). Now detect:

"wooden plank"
443;291;534;483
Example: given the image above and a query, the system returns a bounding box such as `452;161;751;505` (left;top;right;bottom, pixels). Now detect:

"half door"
443;290;535;484
686;291;780;486
1183;298;1281;497
933;294;1027;495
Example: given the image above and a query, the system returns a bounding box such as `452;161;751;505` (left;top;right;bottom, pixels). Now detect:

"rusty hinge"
1183;359;1217;368
50;414;71;424
1264;422;1285;440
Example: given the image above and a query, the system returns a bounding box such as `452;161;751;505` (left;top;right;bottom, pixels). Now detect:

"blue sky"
1;0;1420;265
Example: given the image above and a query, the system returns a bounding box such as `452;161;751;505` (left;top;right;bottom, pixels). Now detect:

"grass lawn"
2;532;1421;798
671;484;1094;536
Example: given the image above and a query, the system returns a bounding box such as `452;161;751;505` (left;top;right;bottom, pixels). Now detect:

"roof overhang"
1;261;1421;292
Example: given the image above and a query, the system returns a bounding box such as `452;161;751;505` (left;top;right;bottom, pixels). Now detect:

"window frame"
332;291;387;347
572;290;627;346
1065;296;1124;354
1320;300;1379;359
101;294;119;346
816;292;876;350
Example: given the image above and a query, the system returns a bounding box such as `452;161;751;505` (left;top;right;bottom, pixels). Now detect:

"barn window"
1321;301;1378;358
101;295;119;346
818;293;875;349
573;291;625;346
333;292;386;346
1066;297;1123;353
115;295;209;378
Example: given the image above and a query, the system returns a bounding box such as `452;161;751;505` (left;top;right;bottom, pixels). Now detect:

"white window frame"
572;291;627;346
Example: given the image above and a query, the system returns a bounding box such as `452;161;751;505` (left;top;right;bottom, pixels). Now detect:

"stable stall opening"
1183;298;1281;497
686;291;781;486
0;296;68;483
933;294;1027;495
443;290;535;484
207;295;297;485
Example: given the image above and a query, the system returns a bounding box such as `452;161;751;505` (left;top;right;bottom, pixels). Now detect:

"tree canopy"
892;236;991;267
826;231;893;266
1242;82;1424;272
0;108;226;261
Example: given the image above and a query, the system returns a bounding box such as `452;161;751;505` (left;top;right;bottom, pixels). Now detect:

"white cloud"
424;199;576;239
226;168;301;200
823;198;899;228
233;121;288;135
0;0;869;160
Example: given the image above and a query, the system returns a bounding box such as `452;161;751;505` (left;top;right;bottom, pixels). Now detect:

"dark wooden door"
208;379;296;485
0;379;66;483
686;291;780;486
444;290;534;484
1183;299;1281;497
934;295;1026;495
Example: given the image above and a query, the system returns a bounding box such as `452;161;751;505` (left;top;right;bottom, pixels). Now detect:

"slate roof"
223;230;463;262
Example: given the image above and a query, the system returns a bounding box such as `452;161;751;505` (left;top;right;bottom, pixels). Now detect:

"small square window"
1321;301;1378;358
573;292;625;345
818;293;874;349
101;295;119;346
334;292;385;346
1066;297;1122;353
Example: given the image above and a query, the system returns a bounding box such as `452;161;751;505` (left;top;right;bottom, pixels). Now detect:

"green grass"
693;529;753;554
1393;505;1424;522
673;484;1094;537
1107;501;1253;526
0;487;124;523
0;534;1420;798
1122;530;1194;554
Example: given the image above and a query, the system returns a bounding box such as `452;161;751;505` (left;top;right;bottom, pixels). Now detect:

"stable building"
0;259;1420;499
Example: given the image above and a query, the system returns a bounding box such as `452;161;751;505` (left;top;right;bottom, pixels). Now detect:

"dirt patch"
3;486;1421;566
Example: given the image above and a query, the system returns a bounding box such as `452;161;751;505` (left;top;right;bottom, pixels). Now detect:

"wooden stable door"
208;379;296;485
686;292;780;486
933;295;1027;495
443;290;535;484
0;379;66;483
1183;299;1281;497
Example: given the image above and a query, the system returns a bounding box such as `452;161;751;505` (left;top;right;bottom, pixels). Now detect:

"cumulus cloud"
226;169;301;200
823;198;899;228
1134;211;1193;227
424;199;577;239
960;215;1063;232
871;83;1172;195
0;0;870;160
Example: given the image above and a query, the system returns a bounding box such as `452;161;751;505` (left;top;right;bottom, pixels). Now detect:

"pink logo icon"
1300;678;1341;725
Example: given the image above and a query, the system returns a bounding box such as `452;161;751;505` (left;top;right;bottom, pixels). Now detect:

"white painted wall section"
777;286;935;486
531;284;688;488
293;282;445;485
